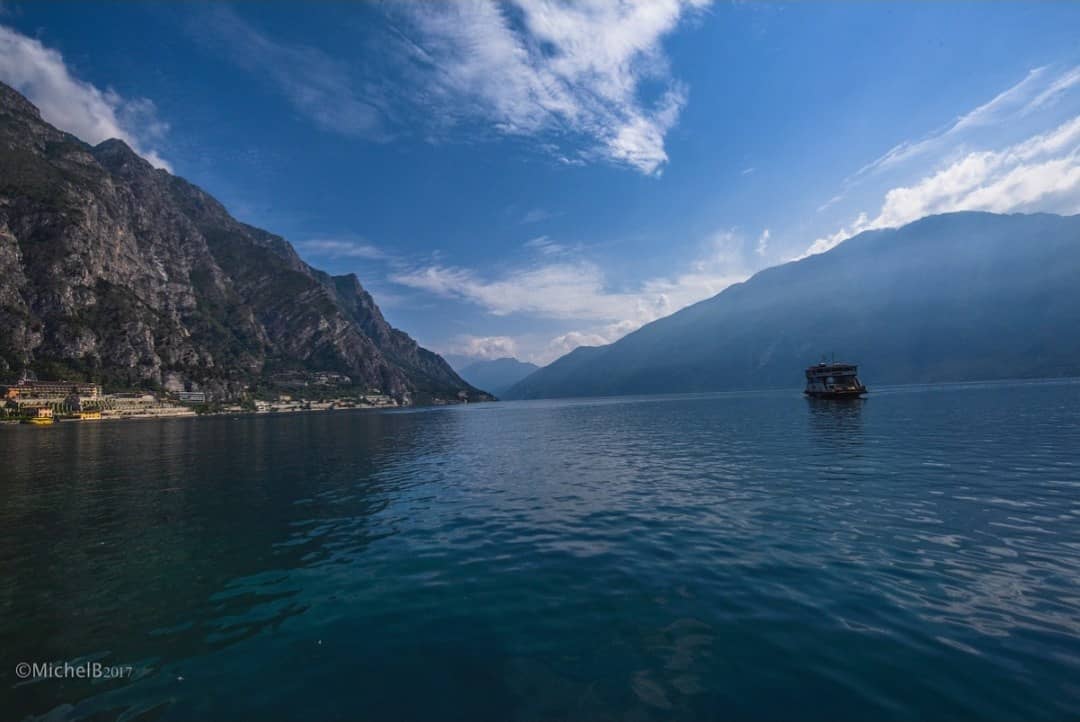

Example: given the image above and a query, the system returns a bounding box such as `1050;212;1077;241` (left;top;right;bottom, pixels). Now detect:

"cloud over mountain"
0;24;171;169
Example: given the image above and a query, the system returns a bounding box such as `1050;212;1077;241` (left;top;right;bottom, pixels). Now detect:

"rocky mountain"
505;211;1080;399
457;357;539;397
0;82;487;402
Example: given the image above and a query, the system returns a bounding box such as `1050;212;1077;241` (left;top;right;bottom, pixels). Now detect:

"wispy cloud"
295;238;388;260
799;64;1080;260
520;207;557;224
523;235;574;256
800;114;1080;259
195;7;386;140
393;225;758;363
637;229;751;316
0;24;171;169
396;0;709;174
816;194;843;213
1024;65;1080;116
852;65;1077;181
755;228;770;256
193;2;706;174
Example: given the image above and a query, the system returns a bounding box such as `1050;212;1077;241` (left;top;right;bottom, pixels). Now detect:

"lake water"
2;379;1080;721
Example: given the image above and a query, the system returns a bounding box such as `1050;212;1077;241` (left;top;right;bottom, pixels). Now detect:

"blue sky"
2;2;1079;365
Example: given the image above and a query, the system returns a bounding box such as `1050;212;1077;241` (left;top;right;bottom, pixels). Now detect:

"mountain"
505;212;1080;399
0;82;487;403
457;357;540;397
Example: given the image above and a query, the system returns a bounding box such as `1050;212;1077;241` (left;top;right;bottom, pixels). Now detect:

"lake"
2;379;1080;720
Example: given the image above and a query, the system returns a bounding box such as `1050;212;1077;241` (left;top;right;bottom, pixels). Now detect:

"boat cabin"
804;362;867;398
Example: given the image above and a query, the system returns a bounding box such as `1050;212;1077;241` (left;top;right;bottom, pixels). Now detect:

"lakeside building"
105;393;195;419
3;374;401;423
0;376;195;421
3;374;105;418
176;391;207;404
4;376;102;402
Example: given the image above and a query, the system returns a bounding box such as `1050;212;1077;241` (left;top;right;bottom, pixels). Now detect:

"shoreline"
8;375;1077;426
0;397;475;426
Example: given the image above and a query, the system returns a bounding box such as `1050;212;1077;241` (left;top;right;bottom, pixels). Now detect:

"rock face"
0;82;485;402
505;211;1080;399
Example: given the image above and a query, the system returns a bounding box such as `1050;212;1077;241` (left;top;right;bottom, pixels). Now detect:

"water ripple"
1;379;1079;720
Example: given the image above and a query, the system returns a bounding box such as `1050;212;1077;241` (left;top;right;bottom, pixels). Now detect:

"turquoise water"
2;379;1080;720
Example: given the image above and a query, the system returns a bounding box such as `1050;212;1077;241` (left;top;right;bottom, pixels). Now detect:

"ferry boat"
804;361;867;399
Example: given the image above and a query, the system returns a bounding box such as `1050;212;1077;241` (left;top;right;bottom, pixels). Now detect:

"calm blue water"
2;379;1080;721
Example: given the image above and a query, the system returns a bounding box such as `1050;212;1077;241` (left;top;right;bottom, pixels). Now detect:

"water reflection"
806;397;864;449
0;410;444;718
2;382;1080;721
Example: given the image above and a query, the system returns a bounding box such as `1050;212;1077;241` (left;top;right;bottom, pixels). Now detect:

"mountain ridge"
506;211;1080;399
0;81;486;402
457;357;540;397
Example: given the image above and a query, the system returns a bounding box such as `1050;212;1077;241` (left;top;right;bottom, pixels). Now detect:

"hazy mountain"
0;82;487;402
457;357;540;397
441;354;478;375
505;212;1080;399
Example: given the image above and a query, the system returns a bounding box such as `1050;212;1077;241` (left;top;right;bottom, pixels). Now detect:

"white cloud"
391;261;638;321
800;64;1080;260
393;225;757;363
952;66;1049;131
852;65;1078;180
446;335;519;360
0;24;171;169
523;235;571;256
399;0;709;174
1025;66;1080;115
637;229;750;316
296;239;387;260
541;321;638;363
800;114;1080;259
798;213;871;260
192;2;706;173
755;228;770;256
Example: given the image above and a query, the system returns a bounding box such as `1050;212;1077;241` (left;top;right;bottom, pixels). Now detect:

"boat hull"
804;389;867;399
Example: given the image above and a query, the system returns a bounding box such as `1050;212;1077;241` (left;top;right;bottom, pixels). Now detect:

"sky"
1;1;1079;366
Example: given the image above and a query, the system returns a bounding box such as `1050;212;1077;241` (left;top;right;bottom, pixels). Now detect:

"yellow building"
24;407;54;426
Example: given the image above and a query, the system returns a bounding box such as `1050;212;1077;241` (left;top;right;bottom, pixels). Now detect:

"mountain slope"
506;212;1080;399
0;82;485;402
457;357;540;396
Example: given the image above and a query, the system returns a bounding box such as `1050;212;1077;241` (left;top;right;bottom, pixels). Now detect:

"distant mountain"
505;212;1080;399
457;357;540;397
0;82;487;402
441;354;478;375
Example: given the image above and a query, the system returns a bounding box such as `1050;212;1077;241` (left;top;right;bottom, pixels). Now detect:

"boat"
22;407;55;425
804;361;867;399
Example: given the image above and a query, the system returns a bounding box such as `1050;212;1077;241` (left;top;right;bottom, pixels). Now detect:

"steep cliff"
0;82;485;402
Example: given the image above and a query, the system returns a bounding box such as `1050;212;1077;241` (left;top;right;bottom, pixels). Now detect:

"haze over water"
2;379;1079;721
